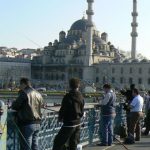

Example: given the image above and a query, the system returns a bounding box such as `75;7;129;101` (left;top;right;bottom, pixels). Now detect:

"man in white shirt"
129;88;143;142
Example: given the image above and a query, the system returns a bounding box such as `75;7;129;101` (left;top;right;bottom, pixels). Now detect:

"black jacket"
59;90;84;126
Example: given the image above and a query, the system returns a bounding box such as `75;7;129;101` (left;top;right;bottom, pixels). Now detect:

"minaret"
86;0;94;66
131;0;138;59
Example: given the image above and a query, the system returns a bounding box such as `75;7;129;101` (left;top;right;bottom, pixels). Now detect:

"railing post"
88;108;95;145
0;100;7;150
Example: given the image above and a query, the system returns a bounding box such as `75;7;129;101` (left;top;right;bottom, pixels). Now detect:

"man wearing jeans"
12;78;43;150
98;84;116;146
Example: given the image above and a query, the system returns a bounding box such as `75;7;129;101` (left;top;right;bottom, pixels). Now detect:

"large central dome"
70;18;88;32
70;17;96;32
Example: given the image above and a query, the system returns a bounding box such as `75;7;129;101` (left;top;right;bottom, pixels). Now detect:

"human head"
20;78;31;90
148;90;150;95
130;84;135;90
103;84;111;93
132;88;139;97
69;78;80;90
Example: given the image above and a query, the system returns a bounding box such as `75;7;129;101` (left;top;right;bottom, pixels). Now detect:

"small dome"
140;59;149;63
123;59;130;63
93;36;106;45
132;59;139;63
101;32;107;36
59;31;66;35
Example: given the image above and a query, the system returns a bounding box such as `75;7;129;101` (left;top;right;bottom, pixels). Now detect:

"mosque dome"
93;36;106;45
70;18;96;32
123;59;130;63
132;59;139;63
70;18;88;32
140;59;149;63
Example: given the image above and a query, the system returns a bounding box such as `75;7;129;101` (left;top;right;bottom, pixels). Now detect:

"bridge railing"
6;103;125;150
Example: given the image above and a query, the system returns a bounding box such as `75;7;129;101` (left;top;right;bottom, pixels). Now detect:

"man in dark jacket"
52;78;84;150
11;78;43;150
120;84;135;134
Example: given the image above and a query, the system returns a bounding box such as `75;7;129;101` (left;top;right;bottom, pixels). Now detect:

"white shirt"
101;90;116;106
130;95;144;112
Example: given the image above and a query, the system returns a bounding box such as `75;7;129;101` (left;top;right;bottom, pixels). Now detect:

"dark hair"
133;88;139;95
69;78;80;89
20;78;31;86
103;84;111;89
130;84;135;90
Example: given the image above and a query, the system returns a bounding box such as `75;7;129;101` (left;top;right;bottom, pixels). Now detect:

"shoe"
97;143;108;146
135;138;140;141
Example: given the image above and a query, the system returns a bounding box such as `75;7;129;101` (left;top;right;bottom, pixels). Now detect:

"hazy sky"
0;0;150;58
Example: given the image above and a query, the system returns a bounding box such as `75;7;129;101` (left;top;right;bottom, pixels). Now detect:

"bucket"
77;144;82;150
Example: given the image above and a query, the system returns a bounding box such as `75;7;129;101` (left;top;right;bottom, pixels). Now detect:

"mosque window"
121;67;124;74
111;77;115;83
129;78;133;84
96;77;99;83
62;74;65;80
148;68;150;74
139;68;142;74
112;68;115;74
138;78;142;84
103;76;106;84
96;68;99;73
56;74;59;80
120;77;123;84
129;67;132;74
148;78;150;85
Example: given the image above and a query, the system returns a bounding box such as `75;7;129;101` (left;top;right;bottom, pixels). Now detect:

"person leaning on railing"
11;78;44;150
143;90;150;135
97;84;116;146
120;84;135;135
52;78;84;150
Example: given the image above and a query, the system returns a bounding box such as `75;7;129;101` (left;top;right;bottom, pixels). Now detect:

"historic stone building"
32;0;122;88
31;0;150;90
94;59;150;89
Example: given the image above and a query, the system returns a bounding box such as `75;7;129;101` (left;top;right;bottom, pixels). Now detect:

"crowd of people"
10;77;150;150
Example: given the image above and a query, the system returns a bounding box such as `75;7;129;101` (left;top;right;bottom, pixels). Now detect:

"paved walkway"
84;135;150;150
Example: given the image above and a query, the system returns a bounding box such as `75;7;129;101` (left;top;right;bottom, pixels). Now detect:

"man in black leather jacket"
12;78;43;150
52;78;84;150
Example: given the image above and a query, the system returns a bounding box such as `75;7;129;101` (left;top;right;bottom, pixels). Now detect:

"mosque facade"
32;0;150;90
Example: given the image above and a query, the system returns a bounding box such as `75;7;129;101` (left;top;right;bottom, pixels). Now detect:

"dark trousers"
126;113;131;134
52;126;80;150
129;112;143;140
144;109;150;135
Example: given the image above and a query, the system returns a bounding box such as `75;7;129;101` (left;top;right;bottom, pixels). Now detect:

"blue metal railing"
5;103;125;150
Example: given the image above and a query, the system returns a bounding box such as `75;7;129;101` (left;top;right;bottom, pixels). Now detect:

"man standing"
52;78;84;150
12;78;43;150
120;84;135;134
98;84;116;146
144;91;150;135
128;88;143;143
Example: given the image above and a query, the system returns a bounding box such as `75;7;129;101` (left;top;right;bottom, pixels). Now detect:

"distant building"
0;57;31;88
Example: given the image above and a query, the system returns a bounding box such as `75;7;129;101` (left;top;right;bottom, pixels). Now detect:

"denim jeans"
100;115;114;145
19;124;40;150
